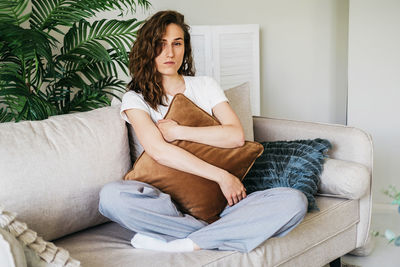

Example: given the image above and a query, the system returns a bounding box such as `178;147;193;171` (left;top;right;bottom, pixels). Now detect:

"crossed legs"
99;180;308;253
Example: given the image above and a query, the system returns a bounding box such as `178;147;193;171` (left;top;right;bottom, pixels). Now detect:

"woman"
99;10;308;253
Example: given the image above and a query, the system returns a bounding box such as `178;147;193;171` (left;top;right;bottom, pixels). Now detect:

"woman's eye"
174;42;182;46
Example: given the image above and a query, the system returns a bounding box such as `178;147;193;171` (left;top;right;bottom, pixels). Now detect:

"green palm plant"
0;0;150;122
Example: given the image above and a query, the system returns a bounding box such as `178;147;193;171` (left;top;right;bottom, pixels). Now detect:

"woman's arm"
157;101;245;148
124;108;247;206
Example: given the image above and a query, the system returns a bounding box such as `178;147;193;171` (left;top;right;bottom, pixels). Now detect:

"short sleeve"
120;91;150;124
205;77;229;109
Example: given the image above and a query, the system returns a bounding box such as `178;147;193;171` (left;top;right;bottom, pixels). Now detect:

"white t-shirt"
120;76;228;157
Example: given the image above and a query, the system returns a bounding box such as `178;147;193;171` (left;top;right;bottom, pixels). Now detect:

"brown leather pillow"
124;93;264;223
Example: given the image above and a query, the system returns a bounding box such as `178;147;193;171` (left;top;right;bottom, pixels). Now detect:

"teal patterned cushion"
243;139;331;211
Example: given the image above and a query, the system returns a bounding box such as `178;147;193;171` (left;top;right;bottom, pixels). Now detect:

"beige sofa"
0;100;373;266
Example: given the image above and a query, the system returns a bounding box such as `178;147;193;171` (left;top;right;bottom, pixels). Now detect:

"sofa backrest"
253;117;373;171
0;106;131;241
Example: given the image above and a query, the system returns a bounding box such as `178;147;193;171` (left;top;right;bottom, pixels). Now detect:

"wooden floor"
338;210;399;267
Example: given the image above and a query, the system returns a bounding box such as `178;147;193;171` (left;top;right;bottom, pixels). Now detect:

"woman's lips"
164;61;175;65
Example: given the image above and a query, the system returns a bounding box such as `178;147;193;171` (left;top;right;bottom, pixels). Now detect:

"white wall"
348;0;400;204
127;0;349;124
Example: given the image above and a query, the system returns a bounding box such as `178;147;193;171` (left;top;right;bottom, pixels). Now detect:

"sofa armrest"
253;116;373;170
253;116;373;249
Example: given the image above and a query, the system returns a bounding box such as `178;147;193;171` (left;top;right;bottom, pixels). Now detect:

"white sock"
164;238;195;252
131;233;195;252
131;233;165;250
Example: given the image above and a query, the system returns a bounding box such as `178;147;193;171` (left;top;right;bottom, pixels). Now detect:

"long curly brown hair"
127;10;195;110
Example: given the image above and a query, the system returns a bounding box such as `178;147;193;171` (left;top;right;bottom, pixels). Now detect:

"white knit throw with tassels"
0;205;80;267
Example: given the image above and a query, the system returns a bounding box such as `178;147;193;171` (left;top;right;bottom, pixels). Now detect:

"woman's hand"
218;173;247;206
156;119;180;142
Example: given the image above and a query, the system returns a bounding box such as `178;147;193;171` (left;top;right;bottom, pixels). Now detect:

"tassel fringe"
0;206;80;267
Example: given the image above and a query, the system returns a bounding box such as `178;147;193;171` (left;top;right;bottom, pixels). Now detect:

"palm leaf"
0;106;15;122
53;73;87;92
63;50;128;84
60;20;111;62
30;0;94;31
44;84;71;112
1;0;147;123
6;93;57;121
0;23;54;95
0;0;30;25
30;0;150;31
0;23;53;64
0;61;28;97
90;76;126;97
79;61;116;84
60;18;141;64
54;76;125;113
65;89;110;113
26;94;57;120
0;57;57;121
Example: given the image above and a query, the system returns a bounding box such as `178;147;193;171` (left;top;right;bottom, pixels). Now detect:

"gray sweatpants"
99;180;308;253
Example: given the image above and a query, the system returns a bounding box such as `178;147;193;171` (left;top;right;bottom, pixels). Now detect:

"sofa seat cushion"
54;223;236;267
54;196;359;267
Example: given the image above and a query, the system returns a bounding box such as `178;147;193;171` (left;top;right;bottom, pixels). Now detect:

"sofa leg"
329;257;341;267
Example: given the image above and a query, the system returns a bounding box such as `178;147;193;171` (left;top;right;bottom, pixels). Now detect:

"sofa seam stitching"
301;199;355;224
202;251;240;266
274;221;359;267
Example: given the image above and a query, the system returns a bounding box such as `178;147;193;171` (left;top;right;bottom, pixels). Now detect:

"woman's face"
155;23;185;78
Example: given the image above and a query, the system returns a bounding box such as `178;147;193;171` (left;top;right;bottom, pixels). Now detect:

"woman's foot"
131;233;201;252
193;242;201;251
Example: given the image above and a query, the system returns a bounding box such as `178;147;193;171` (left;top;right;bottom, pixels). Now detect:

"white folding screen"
190;24;260;116
190;26;213;77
